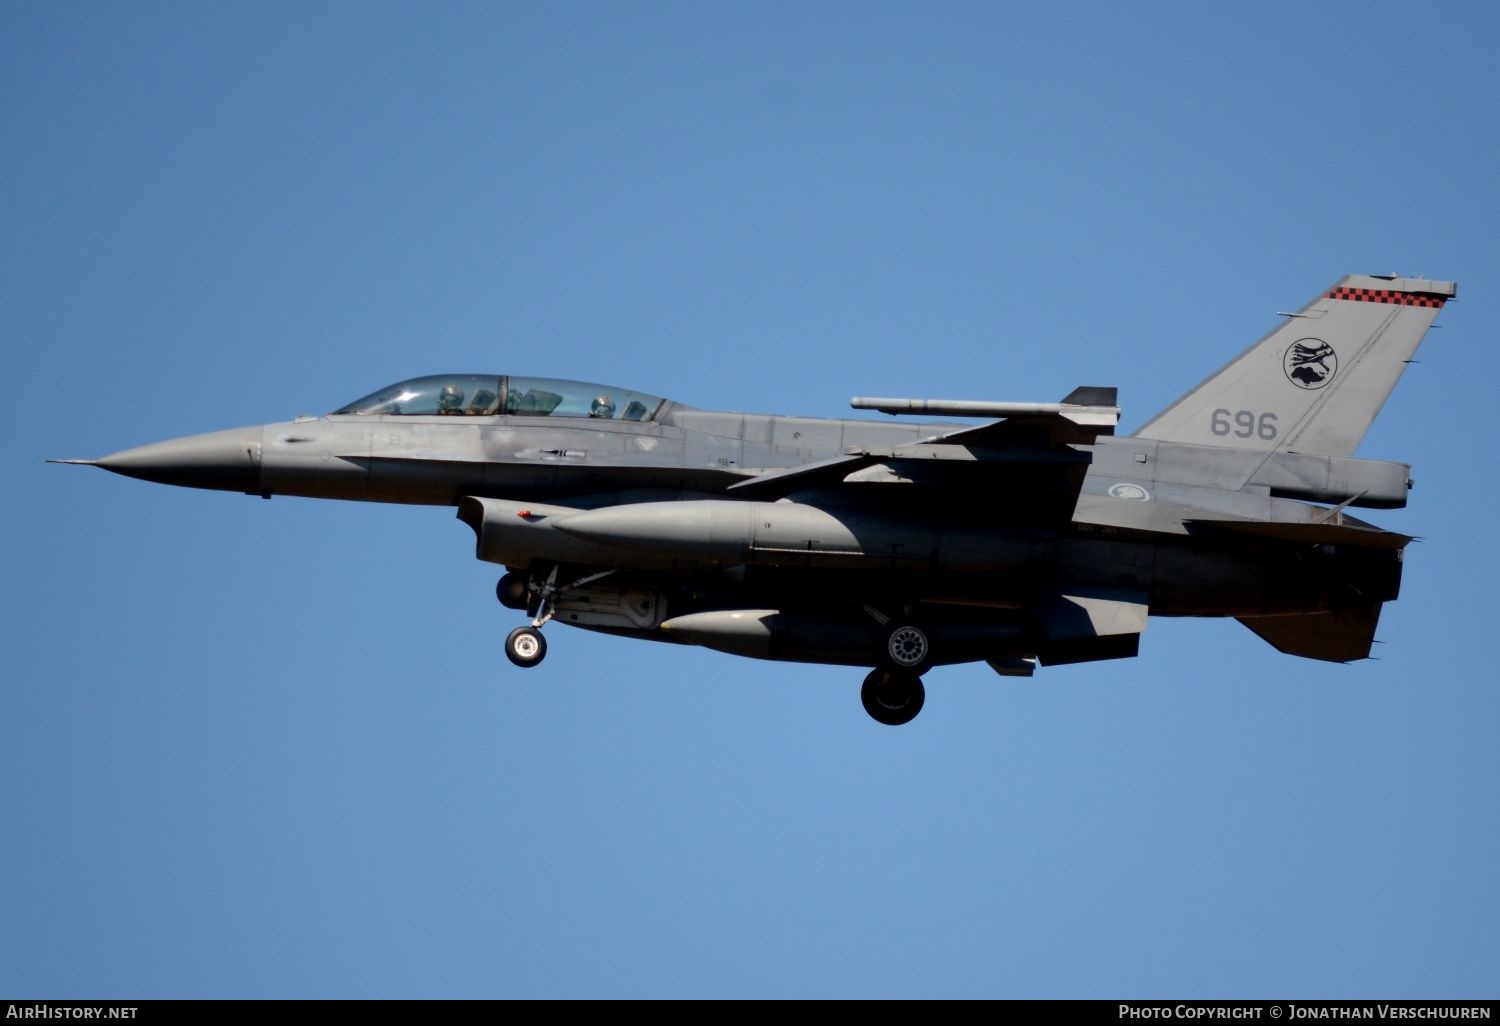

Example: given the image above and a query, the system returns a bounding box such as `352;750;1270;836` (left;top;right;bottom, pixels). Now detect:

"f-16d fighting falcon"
55;274;1454;724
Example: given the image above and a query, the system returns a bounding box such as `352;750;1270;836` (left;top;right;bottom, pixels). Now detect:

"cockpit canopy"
332;375;668;421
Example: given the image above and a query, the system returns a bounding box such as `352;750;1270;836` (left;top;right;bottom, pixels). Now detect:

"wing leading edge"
728;386;1118;519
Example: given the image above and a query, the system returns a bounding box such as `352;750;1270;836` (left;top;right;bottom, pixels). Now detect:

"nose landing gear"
497;567;555;668
505;625;548;667
495;566;618;670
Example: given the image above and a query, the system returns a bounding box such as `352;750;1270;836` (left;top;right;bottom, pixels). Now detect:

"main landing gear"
495;572;936;726
881;622;933;675
865;610;931;724
861;668;926;726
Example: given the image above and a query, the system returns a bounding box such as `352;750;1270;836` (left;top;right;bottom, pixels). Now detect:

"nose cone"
95;426;263;493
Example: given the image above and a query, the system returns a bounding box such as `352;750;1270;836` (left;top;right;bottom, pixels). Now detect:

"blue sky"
4;0;1497;1000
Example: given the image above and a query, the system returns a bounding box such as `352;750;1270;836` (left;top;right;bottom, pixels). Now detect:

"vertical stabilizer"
1132;275;1455;456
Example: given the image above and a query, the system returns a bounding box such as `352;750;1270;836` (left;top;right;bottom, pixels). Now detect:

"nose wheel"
499;568;555;669
497;566;617;670
505;625;548;668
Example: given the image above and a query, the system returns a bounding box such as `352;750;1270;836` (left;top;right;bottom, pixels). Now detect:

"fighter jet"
54;274;1454;724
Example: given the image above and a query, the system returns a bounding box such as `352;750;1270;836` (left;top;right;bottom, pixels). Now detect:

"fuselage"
91;392;1407;623
64;271;1453;723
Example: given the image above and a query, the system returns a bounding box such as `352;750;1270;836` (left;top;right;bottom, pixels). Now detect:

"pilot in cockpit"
438;384;465;415
589;395;616;418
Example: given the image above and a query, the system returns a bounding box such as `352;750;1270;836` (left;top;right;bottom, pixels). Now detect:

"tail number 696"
1211;409;1278;440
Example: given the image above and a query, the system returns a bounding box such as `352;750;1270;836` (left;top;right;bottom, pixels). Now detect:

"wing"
727;386;1119;526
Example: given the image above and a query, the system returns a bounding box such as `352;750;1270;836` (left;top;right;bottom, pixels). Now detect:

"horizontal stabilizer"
1237;604;1384;662
1184;518;1411;550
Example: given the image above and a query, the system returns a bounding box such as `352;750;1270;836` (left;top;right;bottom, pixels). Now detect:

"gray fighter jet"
54;274;1454;724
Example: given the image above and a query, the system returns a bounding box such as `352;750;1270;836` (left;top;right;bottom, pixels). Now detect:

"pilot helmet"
439;384;464;410
591;395;616;418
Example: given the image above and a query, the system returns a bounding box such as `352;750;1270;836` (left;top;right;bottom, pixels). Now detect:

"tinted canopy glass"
332;375;666;421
